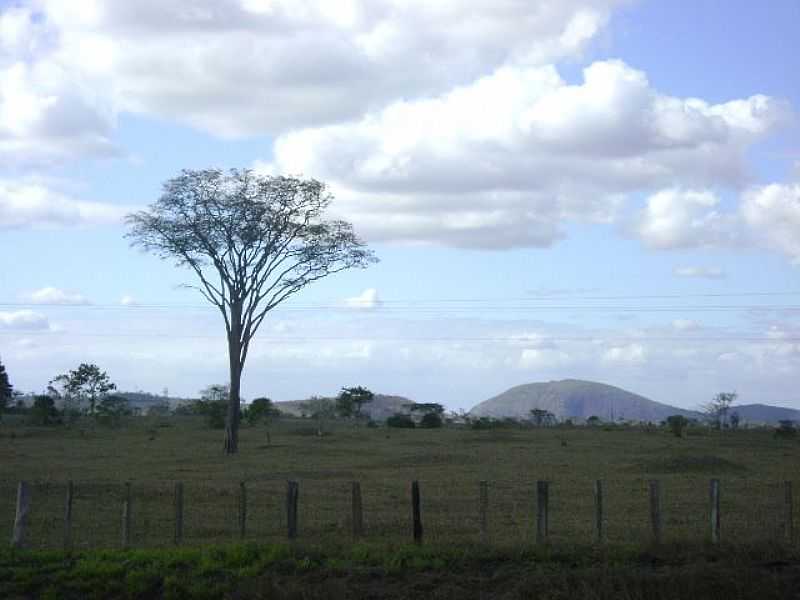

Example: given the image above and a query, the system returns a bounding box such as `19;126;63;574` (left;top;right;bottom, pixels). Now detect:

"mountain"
732;404;800;424
274;394;415;421
470;379;700;423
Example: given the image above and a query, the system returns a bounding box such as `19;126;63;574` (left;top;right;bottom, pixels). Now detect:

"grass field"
2;416;799;551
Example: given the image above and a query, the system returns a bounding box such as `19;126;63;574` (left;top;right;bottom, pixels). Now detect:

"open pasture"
2;418;798;550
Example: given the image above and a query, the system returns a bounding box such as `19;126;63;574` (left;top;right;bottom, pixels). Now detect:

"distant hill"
470;379;701;423
732;404;800;424
275;394;414;421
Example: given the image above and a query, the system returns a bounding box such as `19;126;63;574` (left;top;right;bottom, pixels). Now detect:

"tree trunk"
224;303;243;455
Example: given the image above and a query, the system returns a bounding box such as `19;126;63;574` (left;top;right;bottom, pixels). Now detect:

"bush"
775;420;797;439
666;415;689;438
28;395;61;426
386;413;415;428
419;412;443;428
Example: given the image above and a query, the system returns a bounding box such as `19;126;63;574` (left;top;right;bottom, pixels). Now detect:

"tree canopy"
0;357;12;419
47;363;116;417
126;169;376;453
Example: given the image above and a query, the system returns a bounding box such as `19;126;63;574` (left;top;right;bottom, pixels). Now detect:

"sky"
1;0;799;412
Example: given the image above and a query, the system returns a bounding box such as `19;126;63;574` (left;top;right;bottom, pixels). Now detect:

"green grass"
2;416;799;550
2;541;799;599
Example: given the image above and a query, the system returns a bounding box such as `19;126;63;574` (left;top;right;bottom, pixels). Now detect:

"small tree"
0;356;12;422
586;416;602;427
28;395;60;426
126;169;377;454
48;364;116;417
703;392;737;430
96;395;133;427
336;386;375;419
666;414;689;438
246;397;280;444
199;385;229;429
304;396;337;436
530;408;556;427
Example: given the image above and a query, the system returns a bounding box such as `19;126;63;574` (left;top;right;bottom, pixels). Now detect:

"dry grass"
1;416;798;550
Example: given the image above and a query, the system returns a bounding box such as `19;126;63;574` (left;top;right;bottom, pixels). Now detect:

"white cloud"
344;288;382;309
673;266;726;279
25;287;90;305
23;0;621;140
267;61;785;248
0;310;50;330
519;347;571;368
602;343;647;363
672;319;702;331
0;180;130;229
633;189;740;250
740;183;800;263
120;295;138;306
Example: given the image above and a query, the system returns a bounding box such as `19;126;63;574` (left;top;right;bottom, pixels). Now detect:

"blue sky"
1;0;799;412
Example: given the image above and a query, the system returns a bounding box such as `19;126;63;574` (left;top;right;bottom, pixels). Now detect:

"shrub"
666;415;689;438
775;420;797;439
28;395;61;426
386;413;415;428
419;412;443;428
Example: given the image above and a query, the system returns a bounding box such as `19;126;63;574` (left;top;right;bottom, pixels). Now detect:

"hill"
274;394;414;421
732;403;800;424
470;379;700;423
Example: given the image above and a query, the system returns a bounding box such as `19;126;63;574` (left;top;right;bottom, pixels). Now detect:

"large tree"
126;169;376;453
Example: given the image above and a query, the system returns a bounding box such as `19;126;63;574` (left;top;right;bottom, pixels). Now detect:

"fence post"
287;480;299;540
11;481;30;549
479;481;489;545
710;479;720;544
411;480;423;544
649;480;662;544
174;482;184;545
785;481;794;544
536;481;549;544
122;482;132;548
351;481;364;539
64;481;74;551
239;482;247;540
594;480;605;543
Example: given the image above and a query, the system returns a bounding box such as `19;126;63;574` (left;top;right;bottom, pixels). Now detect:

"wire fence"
2;478;795;550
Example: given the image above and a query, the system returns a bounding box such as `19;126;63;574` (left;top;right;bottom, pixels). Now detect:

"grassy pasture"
1;417;799;550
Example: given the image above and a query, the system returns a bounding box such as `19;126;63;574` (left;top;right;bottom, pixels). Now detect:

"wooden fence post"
785;481;794;544
536;481;549;544
239;482;247;540
287;481;299;540
122;482;132;548
411;480;423;544
11;481;30;549
351;481;364;539
174;482;184;545
710;479;720;544
649;480;662;544
594;480;605;543
64;481;74;551
479;481;488;545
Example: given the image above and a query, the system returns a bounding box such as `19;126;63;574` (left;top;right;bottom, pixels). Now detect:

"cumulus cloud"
24;0;621;139
673;266;726;279
0;180;130;229
632;189;740;250
345;288;382;309
25;287;90;305
672;319;702;331
266;60;785;248
602;343;647;363
0;310;50;330
740;183;800;263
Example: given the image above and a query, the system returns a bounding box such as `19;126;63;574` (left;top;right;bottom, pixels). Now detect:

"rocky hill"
470;379;700;422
